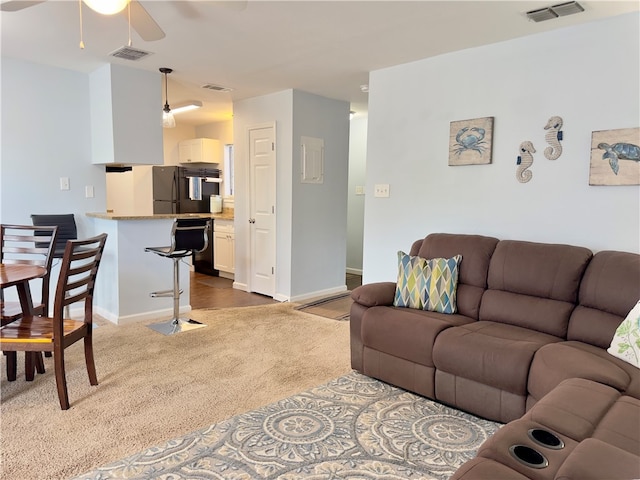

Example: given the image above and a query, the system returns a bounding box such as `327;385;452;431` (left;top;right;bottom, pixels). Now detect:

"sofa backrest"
411;233;499;320
567;250;640;348
480;240;593;337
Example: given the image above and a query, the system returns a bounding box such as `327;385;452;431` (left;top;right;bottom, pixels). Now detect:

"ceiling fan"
0;0;165;41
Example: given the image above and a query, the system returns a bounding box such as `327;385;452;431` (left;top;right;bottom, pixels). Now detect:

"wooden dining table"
0;263;47;381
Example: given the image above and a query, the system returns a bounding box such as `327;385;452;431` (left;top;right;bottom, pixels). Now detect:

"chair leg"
84;334;98;386
53;347;70;410
5;351;17;381
172;257;181;321
35;352;45;373
25;352;35;381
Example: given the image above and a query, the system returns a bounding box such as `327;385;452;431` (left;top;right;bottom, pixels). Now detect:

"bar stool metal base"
147;317;206;336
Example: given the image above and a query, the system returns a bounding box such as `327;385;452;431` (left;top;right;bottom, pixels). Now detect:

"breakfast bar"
86;212;232;324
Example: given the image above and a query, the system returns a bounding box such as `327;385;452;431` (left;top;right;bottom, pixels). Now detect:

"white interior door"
249;125;276;297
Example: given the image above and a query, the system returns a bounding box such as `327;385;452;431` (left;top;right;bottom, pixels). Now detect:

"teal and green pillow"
393;252;428;309
393;251;462;314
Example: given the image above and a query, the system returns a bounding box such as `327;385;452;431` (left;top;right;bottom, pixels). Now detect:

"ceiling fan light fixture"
160;67;176;129
83;0;129;15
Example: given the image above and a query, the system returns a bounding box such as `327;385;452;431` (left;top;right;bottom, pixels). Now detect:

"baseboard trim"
289;285;348;303
94;305;192;325
346;268;363;275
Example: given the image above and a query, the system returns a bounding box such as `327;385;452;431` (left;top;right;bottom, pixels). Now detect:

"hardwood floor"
190;272;277;309
190;272;363;309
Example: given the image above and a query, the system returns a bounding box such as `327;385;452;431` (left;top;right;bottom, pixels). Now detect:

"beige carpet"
0;304;350;480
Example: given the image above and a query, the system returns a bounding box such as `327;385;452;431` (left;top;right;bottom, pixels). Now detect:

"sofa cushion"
433;321;561;395
554;438;640;480
361;306;474;367
411;233;499;320
528;341;640;402
480;240;592;337
525;378;620;441
607;300;640;368
592;395;640;456
568;250;640;348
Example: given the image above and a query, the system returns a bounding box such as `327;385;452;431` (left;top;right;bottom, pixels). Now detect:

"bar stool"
145;218;210;335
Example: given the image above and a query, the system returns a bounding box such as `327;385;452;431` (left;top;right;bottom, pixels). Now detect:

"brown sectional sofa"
350;233;640;479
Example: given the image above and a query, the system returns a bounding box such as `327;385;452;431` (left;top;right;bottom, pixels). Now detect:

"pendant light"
160;67;176;128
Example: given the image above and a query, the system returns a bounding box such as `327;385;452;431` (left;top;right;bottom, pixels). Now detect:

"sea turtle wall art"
448;116;494;166
589;127;640;186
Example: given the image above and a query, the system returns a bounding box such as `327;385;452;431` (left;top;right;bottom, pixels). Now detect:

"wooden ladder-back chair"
0;233;108;409
1;224;58;324
1;224;58;381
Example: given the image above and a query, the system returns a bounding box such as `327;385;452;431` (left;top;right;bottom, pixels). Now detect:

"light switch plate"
85;185;95;198
374;184;390;198
59;177;70;191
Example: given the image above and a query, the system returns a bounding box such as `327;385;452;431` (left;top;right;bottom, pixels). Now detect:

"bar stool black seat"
145;218;210;335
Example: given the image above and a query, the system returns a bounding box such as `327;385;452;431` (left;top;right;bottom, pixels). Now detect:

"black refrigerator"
152;166;220;276
152;166;219;214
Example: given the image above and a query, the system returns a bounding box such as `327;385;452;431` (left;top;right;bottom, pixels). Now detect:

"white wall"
233;89;350;301
233;90;294;298
196;120;233;148
290;90;350;298
363;12;640;283
0;58;105;236
347;115;367;274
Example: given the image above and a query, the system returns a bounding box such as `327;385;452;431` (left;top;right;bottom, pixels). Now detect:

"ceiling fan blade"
0;0;46;12
128;0;165;42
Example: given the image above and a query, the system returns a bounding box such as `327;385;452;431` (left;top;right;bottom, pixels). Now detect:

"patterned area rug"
74;372;500;480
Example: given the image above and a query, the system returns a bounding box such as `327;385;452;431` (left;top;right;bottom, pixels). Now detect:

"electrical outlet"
374;184;390;198
59;177;70;191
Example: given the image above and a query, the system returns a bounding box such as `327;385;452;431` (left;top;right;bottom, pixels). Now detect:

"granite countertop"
87;210;234;221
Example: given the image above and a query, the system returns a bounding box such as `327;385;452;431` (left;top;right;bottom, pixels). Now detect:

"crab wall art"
449;116;494;166
589;127;640;186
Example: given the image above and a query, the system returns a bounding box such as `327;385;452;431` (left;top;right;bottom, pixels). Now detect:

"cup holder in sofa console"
527;428;564;450
509;445;549;469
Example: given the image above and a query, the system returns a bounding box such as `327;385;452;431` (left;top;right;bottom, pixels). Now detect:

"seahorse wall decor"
544;116;563;160
516;141;536;183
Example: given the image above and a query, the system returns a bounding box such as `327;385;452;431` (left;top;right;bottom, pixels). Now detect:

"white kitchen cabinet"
179;138;221;164
214;220;235;275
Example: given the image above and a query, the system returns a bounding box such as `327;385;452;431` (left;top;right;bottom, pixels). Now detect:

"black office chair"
145;218;210;335
31;214;77;259
31;213;78;330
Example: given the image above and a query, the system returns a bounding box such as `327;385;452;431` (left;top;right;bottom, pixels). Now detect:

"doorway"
248;124;276;297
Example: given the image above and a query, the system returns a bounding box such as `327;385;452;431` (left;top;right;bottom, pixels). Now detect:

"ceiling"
2;1;638;126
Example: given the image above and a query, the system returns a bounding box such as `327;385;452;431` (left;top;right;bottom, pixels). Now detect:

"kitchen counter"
87;210;234;221
86;211;232;324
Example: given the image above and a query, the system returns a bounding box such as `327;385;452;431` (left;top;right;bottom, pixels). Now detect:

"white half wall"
363;12;640;283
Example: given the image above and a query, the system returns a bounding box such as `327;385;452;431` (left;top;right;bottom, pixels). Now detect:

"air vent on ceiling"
526;1;584;22
109;46;153;61
201;83;233;92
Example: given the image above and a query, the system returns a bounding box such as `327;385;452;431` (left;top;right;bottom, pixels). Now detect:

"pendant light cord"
164;72;170;112
78;0;85;49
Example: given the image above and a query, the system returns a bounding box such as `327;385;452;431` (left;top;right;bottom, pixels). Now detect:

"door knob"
249;218;255;224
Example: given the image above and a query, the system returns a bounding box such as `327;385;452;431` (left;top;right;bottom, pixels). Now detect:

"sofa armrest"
351;282;396;307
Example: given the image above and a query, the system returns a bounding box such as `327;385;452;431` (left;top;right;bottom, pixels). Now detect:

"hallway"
190;272;362;309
